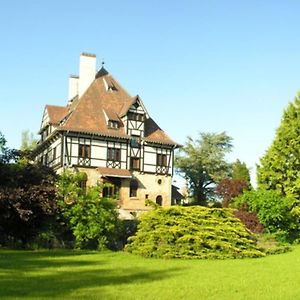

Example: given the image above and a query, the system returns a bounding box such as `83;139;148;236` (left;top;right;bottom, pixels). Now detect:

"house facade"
33;53;180;217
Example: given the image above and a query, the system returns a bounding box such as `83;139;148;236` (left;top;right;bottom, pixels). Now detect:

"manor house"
33;53;180;217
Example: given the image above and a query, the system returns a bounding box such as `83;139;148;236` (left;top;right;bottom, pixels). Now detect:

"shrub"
231;190;300;242
125;205;266;259
233;204;264;234
0;163;58;248
57;171;119;250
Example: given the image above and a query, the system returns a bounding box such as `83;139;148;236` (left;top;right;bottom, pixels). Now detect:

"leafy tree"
0;132;20;164
20;130;37;151
175;132;233;205
257;93;300;199
57;171;119;250
233;204;264;234
216;178;248;207
231;189;300;241
232;159;251;187
0;158;58;247
0;132;6;152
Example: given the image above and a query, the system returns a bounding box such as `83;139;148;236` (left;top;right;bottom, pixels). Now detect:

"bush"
57;171;120;250
233;203;264;234
231;190;300;242
0;162;58;248
125;205;266;259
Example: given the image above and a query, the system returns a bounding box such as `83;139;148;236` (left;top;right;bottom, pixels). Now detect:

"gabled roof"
42;69;178;146
45;105;69;126
144;118;177;145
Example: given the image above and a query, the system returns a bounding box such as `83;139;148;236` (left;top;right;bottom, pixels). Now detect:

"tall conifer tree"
257;93;300;199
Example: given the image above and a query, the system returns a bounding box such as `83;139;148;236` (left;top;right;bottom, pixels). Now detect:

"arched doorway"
156;195;162;206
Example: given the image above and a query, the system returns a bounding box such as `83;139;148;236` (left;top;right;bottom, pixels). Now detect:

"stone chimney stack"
68;75;79;105
78;52;96;98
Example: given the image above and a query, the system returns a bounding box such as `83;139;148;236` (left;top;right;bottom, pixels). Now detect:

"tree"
257;93;300;199
231;189;300;241
0;148;58;247
0;132;6;152
20;130;37;151
175;132;233;205
216;160;251;207
216;178;249;207
232;159;251;187
0;131;20;164
57;171;120;250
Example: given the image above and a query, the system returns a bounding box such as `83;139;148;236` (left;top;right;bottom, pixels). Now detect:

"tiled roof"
43;71;178;146
97;167;132;178
46;105;69;125
144;118;177;145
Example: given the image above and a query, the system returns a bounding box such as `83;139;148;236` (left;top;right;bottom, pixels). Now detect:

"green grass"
1;246;300;299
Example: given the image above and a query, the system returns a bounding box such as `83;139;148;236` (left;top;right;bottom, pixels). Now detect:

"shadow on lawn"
0;250;184;298
0;249;104;270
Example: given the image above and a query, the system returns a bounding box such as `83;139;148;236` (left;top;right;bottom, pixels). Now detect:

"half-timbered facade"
33;53;179;217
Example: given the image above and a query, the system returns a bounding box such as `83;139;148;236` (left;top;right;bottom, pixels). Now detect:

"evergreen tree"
232;159;251;187
257;92;300;199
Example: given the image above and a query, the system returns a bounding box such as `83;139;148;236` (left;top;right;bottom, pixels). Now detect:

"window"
128;112;144;121
107;148;121;161
130;157;140;170
157;154;167;167
108;120;118;129
130;180;138;197
103;185;114;197
79;144;91;158
53;147;56;160
130;136;140;148
102;179;120;198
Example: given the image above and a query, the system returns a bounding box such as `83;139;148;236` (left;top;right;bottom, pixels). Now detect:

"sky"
1;0;300;185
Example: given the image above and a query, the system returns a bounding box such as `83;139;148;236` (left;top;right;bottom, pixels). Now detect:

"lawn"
1;246;300;300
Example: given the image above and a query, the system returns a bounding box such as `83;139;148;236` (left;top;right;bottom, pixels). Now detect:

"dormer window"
128;112;144;122
108;120;118;129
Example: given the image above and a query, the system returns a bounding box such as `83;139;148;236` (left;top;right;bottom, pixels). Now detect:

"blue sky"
1;0;300;185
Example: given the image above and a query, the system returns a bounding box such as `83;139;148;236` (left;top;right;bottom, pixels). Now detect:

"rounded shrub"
125;206;266;259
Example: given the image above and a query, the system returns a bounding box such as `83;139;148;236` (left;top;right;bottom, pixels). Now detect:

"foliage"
125;205;265;259
233;203;264;234
20;130;38;151
231;159;251;186
57;171;120;250
257;93;300;199
0;132;6;152
0;161;58;247
0;132;20;164
216;178;249;207
0;132;60;248
231;189;300;241
175;132;233;205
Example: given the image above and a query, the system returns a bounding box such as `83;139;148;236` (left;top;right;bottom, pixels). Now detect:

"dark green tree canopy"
175;132;233;205
257;93;300;199
232;159;251;186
